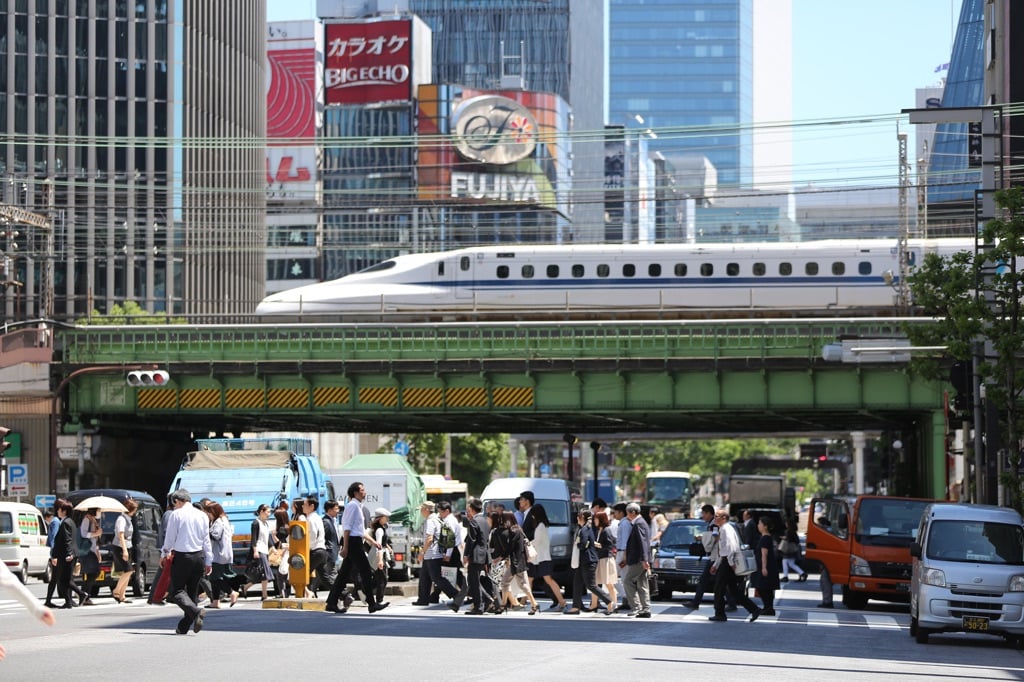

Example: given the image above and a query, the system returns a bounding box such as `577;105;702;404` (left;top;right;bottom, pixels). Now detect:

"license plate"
96;571;105;581
895;583;909;592
963;615;989;632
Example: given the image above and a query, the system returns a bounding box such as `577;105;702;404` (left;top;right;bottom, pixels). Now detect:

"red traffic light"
127;370;170;386
818;455;828;462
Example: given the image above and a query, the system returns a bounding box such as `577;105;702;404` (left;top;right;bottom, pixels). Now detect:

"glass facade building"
927;0;984;207
0;0;265;323
608;0;754;189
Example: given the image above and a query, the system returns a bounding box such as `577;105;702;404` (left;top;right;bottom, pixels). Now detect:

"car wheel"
654;582;673;601
16;561;28;584
43;562;53;584
909;616;918;637
131;565;145;597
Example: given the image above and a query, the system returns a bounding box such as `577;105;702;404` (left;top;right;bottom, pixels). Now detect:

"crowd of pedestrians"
28;487;791;637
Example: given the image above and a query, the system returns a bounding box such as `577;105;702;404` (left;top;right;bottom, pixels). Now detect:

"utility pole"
897;130;911;313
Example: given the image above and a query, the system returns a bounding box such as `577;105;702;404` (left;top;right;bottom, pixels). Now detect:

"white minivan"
480;477;579;586
910;503;1024;646
0;501;51;583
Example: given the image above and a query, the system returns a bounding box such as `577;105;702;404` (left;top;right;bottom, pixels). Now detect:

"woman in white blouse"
525;504;567;611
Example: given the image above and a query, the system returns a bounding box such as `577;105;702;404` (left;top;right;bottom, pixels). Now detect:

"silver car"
910;503;1024;646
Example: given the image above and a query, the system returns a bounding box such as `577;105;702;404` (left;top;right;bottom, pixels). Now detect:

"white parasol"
73;495;128;513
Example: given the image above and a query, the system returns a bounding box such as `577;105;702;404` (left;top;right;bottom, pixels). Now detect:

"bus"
644;471;694;519
421;474;469;514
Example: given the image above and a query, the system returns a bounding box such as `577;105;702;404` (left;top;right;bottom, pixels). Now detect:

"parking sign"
8;463;28;495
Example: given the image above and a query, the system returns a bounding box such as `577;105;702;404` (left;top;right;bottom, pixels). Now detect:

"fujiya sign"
451;171;540;203
451;95;539;166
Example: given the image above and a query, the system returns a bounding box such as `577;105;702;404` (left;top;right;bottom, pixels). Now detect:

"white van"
0;501;51;583
480;477;578;586
910;503;1024;646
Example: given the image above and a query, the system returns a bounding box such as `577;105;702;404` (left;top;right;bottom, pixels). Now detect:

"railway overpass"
53;317;954;498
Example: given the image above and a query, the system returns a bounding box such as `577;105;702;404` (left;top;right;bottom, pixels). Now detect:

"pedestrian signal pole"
287;520;309;600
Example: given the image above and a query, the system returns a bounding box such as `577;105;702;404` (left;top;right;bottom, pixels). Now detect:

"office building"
0;0;266;323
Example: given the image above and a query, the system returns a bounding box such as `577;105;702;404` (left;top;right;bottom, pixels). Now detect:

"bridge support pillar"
851;431;866;494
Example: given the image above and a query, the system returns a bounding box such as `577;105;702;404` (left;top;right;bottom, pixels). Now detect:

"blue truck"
167;437;335;566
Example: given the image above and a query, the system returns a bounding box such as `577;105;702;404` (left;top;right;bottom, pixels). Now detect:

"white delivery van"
910;503;1024;646
480;477;578;586
0;501;51;583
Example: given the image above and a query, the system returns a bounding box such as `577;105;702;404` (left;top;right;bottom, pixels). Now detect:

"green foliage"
615;438;801;491
76;300;186;325
907;187;1024;511
381;433;508;496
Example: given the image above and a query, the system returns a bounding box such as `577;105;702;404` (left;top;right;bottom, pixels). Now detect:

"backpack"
438;520;457;551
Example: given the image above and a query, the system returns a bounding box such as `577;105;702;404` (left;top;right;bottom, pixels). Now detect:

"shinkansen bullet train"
255;238;975;321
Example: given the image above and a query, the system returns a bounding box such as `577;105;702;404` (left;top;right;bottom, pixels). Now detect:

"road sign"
394;441;409;456
8;463;28;495
35;494;56;510
539;463;551;475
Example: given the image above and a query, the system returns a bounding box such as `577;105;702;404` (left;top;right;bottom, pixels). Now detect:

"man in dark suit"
49;500;85;609
461;497;493;614
319;500;340;591
741;510;758;547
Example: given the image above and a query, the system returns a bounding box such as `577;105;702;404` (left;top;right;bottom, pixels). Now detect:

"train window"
623;264;636;277
753;262;766;276
460;256;471;271
858;261;872;275
572;264;585;278
726;263;739;276
522;265;534;279
779;262;792;276
674;263;687;276
547;264;559;278
832;262;845;275
805;262;819;276
597;264;610;278
497;265;510;279
648;264;661;277
437;262;445;276
700;263;713;276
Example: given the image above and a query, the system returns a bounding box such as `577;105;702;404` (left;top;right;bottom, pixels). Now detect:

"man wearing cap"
368;507;391;604
160;489;213;635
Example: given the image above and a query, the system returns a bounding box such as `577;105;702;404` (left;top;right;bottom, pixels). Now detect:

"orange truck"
805;495;939;609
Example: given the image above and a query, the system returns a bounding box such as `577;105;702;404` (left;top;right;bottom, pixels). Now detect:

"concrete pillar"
851;431;866;495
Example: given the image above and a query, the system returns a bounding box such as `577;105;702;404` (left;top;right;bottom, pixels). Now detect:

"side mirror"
910;542;922;559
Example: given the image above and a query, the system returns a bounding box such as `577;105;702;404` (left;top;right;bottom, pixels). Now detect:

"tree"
380;433;508;495
76;300;186;325
907;187;1024;511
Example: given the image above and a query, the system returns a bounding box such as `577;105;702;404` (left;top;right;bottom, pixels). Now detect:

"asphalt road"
1;577;1021;680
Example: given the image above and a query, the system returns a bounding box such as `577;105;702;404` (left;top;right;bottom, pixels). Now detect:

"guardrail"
58;318;937;366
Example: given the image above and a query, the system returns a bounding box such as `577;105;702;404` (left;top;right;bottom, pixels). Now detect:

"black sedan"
651;519;709;600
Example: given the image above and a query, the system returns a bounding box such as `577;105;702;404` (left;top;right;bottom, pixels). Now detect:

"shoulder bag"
732;547;757;576
525;539;538;564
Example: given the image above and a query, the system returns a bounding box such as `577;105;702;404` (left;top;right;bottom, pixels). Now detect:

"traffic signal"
0;426;10;455
126;370;170;386
949;361;972;412
287;520;309;599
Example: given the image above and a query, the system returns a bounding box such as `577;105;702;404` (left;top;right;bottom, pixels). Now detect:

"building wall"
180;1;267;319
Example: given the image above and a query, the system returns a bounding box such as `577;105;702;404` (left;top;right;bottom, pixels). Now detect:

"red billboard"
324;20;413;105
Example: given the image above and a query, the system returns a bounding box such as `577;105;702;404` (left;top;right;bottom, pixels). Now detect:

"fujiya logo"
451;95;538;166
